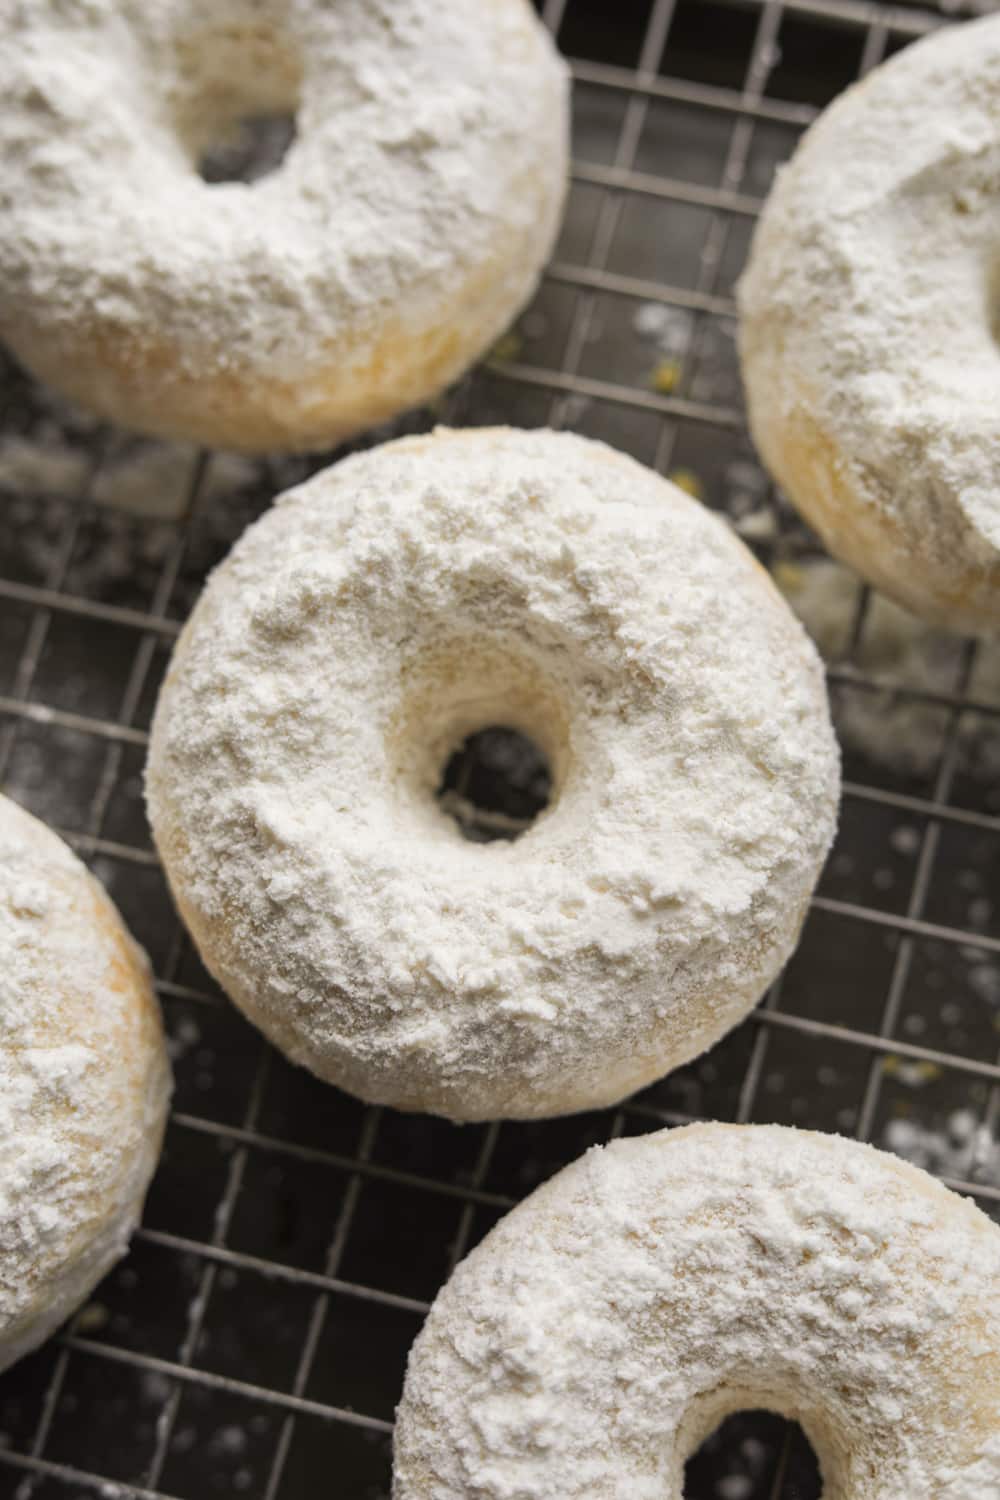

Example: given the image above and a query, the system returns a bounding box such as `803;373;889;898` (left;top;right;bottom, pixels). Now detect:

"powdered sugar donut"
0;796;171;1374
395;1123;1000;1499
739;15;1000;634
0;0;568;452
147;427;838;1121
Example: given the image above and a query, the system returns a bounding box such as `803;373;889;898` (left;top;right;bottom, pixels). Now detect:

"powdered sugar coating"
0;0;568;450
147;427;838;1120
0;796;171;1373
394;1123;1000;1499
738;15;1000;634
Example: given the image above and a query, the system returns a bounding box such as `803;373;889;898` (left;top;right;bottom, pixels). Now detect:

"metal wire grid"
0;0;999;1496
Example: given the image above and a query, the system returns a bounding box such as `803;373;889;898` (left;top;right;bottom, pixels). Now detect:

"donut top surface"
0;797;170;1365
0;0;567;384
394;1123;1000;1498
738;15;1000;610
148;427;839;1119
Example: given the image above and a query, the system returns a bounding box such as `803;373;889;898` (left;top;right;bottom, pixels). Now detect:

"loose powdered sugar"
147;427;839;1121
0;796;170;1373
394;1123;1000;1499
777;556;1000;784
738;14;1000;632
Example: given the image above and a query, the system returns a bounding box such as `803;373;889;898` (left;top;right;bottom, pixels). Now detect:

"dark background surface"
1;1;999;1497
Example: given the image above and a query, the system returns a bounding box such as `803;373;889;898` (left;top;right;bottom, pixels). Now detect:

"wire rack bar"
548;258;737;313
0;577;183;637
840;781;1000;839
854;643;978;1143
169;1114;516;1210
488;354;746;425
0;1450;177;1500
143;1049;272;1490
570;56;818;124
60;1339;394;1437
810;896;1000;958
135;1229;433;1318
258;1107;385;1500
572;157;764;215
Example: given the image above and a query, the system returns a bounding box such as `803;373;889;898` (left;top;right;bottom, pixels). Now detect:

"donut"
0;795;171;1374
738;15;1000;635
0;0;568;453
394;1122;1000;1499
146;427;839;1121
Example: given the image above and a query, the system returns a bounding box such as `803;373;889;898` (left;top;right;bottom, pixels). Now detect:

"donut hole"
391;637;572;844
170;20;303;185
437;727;552;843
684;1410;822;1499
197;112;298;185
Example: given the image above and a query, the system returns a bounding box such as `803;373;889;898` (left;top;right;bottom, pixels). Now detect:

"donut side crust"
741;354;1000;636
0;210;559;453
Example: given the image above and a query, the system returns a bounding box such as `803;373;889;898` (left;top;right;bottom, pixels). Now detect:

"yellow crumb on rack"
650;358;682;393
772;561;805;592
881;1056;942;1086
667;468;704;501
491;331;523;363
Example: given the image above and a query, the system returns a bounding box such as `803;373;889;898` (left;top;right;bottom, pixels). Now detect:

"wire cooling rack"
1;2;999;1497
